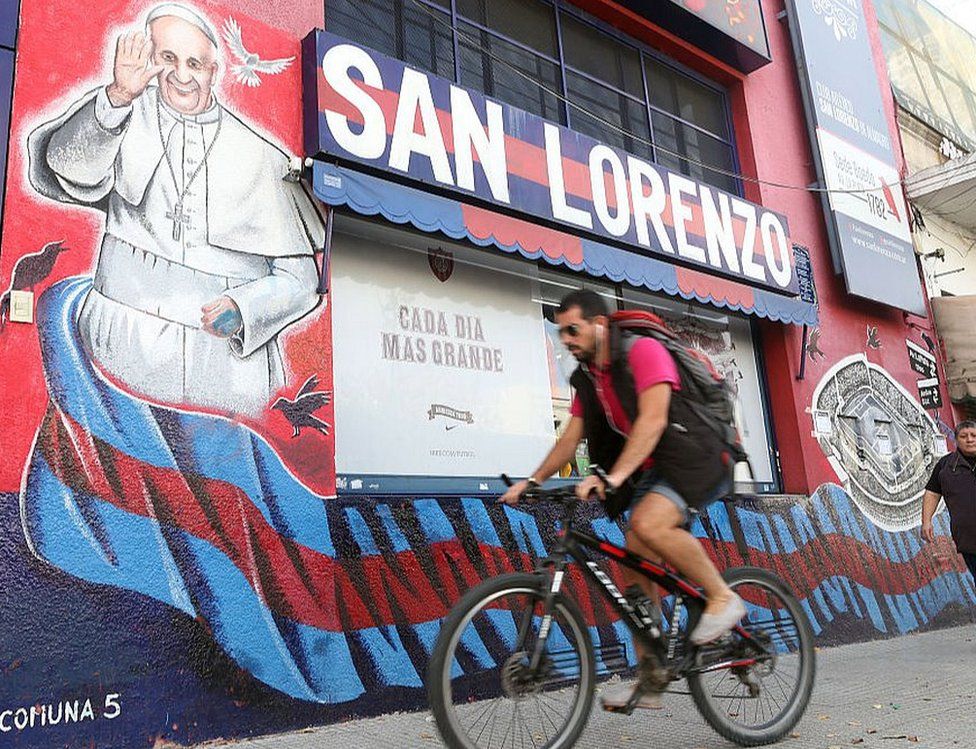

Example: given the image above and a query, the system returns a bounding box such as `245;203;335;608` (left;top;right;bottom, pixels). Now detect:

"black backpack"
609;309;749;506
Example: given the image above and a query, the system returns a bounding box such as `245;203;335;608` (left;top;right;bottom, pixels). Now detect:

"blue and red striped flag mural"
21;277;362;703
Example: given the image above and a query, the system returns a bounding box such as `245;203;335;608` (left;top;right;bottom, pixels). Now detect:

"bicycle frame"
528;505;761;679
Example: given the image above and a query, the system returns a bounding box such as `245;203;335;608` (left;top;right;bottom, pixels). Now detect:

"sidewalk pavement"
200;624;976;749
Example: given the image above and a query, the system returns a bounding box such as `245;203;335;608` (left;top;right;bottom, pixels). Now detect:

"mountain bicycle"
426;476;815;748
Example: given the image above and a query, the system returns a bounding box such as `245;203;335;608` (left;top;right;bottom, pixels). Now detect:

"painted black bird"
921;332;936;354
806;327;826;361
866;325;882;350
0;240;69;326
271;375;332;438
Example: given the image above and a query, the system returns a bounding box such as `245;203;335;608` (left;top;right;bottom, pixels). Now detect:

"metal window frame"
554;2;736;141
324;0;742;194
456;19;565;122
877;10;976;144
747;316;784;493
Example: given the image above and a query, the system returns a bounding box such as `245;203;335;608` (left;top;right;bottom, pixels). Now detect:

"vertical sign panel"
786;0;925;315
0;0;17;48
0;48;13;218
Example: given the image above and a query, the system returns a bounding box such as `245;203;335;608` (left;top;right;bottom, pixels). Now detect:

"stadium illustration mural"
811;355;942;531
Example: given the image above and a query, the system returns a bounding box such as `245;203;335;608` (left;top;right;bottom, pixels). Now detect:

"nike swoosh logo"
445;424;458;431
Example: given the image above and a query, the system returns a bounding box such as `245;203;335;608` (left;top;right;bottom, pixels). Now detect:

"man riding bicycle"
500;289;745;710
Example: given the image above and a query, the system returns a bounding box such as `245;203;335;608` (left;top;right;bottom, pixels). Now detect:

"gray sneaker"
600;681;663;711
690;593;747;644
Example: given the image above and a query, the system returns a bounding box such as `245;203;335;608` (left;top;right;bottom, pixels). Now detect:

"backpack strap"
608;325;639;423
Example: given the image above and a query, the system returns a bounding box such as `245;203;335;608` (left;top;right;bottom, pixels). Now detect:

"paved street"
199;623;976;749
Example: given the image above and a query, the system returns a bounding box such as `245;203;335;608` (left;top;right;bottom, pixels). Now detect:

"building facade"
874;0;976;416
0;0;971;746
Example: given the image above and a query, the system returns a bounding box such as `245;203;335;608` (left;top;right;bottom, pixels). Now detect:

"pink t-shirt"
570;337;680;435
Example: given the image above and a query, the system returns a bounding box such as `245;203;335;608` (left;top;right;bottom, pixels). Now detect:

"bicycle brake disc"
500;652;545;698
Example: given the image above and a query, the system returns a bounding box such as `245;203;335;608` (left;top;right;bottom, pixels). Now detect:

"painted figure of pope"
27;3;324;416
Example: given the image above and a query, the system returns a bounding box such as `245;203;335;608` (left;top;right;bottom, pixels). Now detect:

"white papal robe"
27;85;325;416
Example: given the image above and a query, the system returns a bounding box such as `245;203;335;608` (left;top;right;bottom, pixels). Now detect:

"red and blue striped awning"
311;162;818;326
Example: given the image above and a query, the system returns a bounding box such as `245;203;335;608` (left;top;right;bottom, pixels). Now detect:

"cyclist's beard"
567;343;596;363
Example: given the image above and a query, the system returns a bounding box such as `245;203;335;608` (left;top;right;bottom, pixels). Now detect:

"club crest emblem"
428;247;454;283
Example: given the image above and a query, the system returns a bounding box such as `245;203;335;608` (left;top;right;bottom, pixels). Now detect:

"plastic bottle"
575;439;590;476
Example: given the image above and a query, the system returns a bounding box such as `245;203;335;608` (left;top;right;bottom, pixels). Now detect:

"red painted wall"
1;0;947;511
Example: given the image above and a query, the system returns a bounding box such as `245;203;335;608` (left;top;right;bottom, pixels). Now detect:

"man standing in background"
922;420;976;578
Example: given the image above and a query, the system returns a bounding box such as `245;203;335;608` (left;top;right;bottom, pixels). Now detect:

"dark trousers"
962;552;976;580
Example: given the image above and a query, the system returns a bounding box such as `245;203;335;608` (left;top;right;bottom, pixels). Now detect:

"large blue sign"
786;0;925;315
304;30;799;296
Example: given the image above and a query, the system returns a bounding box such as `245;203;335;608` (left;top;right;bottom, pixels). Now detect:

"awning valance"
311;162;818;326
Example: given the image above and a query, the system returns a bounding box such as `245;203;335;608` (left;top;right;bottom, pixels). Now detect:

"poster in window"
330;229;556;478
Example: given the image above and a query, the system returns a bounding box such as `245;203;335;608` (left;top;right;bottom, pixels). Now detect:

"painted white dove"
222;18;295;88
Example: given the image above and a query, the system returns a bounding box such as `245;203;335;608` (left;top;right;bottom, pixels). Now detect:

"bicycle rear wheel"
687;566;815;746
427;572;595;749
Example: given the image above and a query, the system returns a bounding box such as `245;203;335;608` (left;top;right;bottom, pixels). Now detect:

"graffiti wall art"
0;0;339;745
0;0;971;748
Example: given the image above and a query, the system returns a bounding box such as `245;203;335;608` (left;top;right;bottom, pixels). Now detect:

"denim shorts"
629;469;731;524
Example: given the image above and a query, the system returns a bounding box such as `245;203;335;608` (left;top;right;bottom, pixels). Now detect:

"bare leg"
628;492;733;614
620;529;661;662
601;529;669;709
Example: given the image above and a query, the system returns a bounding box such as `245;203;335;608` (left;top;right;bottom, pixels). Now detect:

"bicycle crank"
639;653;672;692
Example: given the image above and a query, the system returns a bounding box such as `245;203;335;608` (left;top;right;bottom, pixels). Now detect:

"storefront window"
565;71;653;161
330;217;779;493
323;0;740;194
326;0;455;79
458;21;564;122
617;288;778;490
561;12;643;97
457;0;558;56
330;218;557;487
644;55;729;138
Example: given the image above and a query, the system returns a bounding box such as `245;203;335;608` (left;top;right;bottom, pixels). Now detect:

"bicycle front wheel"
427;572;595;749
687;566;816;746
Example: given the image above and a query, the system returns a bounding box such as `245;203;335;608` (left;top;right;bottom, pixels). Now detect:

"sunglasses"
558;324;582;337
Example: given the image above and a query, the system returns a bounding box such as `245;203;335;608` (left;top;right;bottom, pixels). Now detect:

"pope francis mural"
13;1;365;708
27;2;324;416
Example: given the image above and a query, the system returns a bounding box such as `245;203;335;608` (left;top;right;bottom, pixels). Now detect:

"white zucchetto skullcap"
145;3;219;48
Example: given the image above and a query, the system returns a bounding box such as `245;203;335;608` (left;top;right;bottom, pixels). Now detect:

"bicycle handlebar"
500;466;614;505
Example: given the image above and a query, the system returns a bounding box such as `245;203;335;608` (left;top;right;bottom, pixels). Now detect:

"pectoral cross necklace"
157;97;223;241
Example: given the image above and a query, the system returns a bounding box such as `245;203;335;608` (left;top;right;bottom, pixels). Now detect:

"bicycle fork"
525;564;567;673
